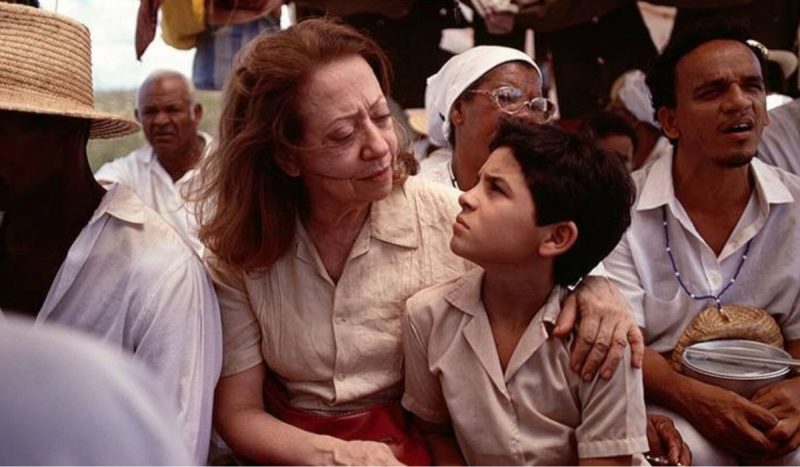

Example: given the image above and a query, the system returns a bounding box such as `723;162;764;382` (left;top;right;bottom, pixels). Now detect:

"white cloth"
417;147;457;189
0;316;192;465
403;268;648;465
425;46;541;148
603;151;800;353
759;98;800;175
617;70;658;127
31;183;222;465
95;131;213;255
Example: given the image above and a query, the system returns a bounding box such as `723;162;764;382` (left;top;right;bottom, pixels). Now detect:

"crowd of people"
2;0;800;465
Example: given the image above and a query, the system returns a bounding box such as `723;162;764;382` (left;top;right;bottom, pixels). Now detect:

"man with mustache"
604;24;800;464
96;70;208;254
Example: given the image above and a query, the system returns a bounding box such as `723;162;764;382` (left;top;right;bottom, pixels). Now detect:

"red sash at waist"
263;375;432;465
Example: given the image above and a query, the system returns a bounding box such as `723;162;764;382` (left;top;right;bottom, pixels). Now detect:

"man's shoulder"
95;144;152;182
767;161;800;186
98;185;201;267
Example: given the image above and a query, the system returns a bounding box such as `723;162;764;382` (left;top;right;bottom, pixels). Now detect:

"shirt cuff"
578;435;649;459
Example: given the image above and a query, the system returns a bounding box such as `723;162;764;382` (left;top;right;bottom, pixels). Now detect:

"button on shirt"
402;268;648;465
209;177;471;412
603;152;800;353
27;184;222;464
95;131;213;256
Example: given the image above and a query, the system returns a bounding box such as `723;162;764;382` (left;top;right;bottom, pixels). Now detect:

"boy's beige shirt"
403;267;648;465
207;177;471;412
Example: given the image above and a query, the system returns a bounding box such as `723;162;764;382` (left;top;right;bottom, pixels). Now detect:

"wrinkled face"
660;40;769;168
596;134;635;169
451;147;544;266
452;61;542;187
292;55;398;205
136;75;201;161
0;110;88;210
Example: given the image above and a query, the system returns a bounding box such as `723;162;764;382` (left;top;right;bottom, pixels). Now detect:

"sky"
39;0;194;91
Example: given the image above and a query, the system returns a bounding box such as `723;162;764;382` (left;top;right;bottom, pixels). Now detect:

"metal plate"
683;339;791;380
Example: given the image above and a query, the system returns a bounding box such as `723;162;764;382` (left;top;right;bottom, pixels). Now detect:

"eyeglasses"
467;86;557;123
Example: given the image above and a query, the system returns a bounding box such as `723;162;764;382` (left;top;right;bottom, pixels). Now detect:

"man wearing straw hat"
604;23;800;464
0;3;221;464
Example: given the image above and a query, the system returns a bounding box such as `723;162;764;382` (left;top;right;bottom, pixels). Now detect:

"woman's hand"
216;365;404;465
326;439;405;466
553;275;644;380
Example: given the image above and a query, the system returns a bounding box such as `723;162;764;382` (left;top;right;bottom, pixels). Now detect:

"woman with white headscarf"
419;45;555;190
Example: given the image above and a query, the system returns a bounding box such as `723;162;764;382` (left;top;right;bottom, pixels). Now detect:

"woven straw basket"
671;304;784;372
0;3;139;138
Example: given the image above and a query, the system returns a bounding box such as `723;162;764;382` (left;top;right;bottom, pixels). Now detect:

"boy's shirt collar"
446;267;567;331
445;267;568;387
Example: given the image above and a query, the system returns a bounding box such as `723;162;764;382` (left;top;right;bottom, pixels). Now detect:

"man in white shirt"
96;70;209;254
0;4;221;464
604;24;800;465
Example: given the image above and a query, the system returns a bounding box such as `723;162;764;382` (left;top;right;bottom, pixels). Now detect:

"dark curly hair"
646;21;767;123
490;119;636;286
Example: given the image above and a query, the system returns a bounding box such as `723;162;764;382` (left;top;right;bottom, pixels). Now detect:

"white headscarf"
617;70;658;127
425;46;541;148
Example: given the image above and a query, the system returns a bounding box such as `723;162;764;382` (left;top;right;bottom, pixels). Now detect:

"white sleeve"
0;317;192;465
95;156;134;185
135;257;223;465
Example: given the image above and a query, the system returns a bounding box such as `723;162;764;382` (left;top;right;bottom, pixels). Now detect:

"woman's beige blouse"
207;177;471;412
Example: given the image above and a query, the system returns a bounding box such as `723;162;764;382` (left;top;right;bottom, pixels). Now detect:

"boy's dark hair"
646;21;767;122
581;111;639;154
490;119;635;286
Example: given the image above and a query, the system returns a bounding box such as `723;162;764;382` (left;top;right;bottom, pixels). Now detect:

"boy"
402;120;646;465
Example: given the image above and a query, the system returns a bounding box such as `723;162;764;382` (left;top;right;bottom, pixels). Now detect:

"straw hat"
0;3;139;139
671;304;784;372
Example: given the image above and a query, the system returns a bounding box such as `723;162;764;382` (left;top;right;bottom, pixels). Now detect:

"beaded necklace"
661;206;752;310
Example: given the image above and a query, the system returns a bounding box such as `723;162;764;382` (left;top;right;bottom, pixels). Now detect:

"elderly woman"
198;19;642;465
420;45;555;191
